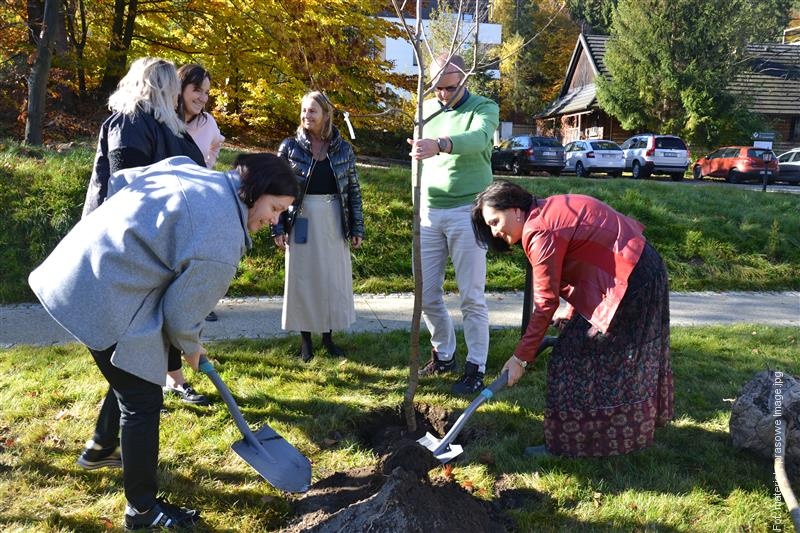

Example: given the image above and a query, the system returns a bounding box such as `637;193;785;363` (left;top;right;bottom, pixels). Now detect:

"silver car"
563;139;625;177
620;134;690;181
777;148;800;184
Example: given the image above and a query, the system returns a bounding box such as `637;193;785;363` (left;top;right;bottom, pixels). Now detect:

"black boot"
322;331;345;357
299;331;314;362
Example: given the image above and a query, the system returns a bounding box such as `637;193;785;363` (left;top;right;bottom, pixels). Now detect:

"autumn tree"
596;0;792;146
489;0;576;122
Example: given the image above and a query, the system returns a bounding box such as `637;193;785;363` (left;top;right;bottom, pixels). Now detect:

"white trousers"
419;204;489;371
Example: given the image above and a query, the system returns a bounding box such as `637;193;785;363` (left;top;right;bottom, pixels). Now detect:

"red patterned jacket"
515;194;647;363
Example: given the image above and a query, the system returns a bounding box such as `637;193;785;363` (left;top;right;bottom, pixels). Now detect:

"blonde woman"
83;57;205;217
82;58;209;408
274;91;364;361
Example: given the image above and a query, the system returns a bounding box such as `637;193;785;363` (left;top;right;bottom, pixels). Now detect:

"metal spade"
199;355;311;493
418;336;557;463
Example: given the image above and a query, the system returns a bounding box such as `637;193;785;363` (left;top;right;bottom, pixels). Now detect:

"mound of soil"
282;441;510;532
280;405;528;532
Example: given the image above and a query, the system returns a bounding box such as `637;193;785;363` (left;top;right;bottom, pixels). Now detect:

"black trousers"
89;346;163;511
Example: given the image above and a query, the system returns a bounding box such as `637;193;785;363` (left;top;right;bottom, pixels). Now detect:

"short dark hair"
233;153;298;207
471;180;535;253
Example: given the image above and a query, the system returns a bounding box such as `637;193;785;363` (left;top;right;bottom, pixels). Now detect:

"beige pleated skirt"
281;194;356;332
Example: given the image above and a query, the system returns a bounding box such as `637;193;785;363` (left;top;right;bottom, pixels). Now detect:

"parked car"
491;135;565;176
692;146;779;183
563;139;624;177
620;134;690;180
776;148;800;184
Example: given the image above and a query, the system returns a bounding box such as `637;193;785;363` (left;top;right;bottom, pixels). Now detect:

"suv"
693;146;779;183
620;134;690;181
491;135;565;176
777;148;800;184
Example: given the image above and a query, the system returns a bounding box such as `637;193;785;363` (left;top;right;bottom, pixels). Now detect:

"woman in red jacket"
471;180;673;458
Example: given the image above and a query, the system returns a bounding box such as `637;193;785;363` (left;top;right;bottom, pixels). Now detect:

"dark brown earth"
280;405;540;532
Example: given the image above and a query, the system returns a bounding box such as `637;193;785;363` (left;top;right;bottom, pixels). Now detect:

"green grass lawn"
2;140;799;302
1;326;797;531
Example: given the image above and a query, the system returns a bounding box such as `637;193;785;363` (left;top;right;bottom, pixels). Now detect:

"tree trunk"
99;0;137;94
25;0;58;145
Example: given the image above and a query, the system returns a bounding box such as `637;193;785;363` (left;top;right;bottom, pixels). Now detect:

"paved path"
1;292;797;348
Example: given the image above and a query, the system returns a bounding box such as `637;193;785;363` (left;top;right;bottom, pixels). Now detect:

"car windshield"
590;141;621;151
655;137;687;150
747;148;774;159
537;138;562;148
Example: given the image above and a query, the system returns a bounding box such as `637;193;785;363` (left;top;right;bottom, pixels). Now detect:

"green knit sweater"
419;92;499;209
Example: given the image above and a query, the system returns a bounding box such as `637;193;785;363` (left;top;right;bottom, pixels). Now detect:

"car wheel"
632;160;643;179
511;160;522;176
727;169;741;184
575;161;587;177
692;166;703;180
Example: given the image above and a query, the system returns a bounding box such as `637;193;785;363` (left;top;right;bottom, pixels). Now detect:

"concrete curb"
1;291;797;348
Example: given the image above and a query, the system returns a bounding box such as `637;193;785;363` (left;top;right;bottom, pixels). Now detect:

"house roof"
728;44;800;115
537;34;800;119
536;34;609;118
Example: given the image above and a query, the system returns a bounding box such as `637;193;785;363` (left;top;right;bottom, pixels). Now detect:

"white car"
620;134;690;181
776;148;800;184
563;139;624;177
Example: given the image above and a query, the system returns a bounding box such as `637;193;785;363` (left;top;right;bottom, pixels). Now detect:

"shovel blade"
232;425;312;493
416;432;463;463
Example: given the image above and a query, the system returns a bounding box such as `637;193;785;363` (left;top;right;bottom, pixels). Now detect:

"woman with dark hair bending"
471;180;673;458
30;154;297;529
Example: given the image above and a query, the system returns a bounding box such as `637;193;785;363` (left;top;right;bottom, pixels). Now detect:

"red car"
692;146;779;183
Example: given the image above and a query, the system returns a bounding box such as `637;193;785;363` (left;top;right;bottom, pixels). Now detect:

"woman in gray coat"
29;154;297;530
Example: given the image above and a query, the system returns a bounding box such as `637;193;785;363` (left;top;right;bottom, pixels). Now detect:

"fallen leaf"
55;409;73;420
443;463;455;479
322;438;338;447
462;480;475;493
99;517;114;530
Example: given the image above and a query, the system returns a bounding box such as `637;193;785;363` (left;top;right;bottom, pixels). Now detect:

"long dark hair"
177;64;211;125
471;180;535;253
233;153;299;207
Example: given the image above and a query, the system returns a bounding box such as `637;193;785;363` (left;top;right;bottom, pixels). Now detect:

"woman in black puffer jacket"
273;91;365;361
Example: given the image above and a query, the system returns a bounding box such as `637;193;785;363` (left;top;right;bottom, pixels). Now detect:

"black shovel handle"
198;355;260;449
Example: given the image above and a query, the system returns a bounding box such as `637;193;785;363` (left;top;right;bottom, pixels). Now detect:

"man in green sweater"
407;53;500;394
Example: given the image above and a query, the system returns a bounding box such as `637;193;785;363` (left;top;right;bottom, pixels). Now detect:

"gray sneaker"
419;349;457;376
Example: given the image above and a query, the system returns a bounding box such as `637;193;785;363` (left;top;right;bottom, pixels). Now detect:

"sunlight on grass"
1;326;797;531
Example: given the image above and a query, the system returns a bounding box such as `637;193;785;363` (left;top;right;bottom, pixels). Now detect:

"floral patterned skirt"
543;244;674;457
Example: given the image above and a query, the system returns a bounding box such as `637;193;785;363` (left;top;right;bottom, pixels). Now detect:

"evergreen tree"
596;0;792;146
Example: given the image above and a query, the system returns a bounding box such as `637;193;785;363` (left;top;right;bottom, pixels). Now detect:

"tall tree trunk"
25;0;58;145
26;0;44;45
65;0;89;97
99;0;138;94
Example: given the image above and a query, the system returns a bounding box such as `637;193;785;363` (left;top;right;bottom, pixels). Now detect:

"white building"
379;10;502;99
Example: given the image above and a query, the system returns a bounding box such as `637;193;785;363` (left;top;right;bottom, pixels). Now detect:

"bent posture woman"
30;154;296;530
472;180;673;458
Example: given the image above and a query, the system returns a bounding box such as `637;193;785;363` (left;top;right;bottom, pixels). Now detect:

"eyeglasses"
435;85;459;93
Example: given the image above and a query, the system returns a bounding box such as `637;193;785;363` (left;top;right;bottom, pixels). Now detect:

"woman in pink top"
177;64;225;168
163;64;226;405
471;180;673;458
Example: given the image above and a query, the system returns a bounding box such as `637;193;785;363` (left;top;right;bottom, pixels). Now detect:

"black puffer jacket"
274;126;364;239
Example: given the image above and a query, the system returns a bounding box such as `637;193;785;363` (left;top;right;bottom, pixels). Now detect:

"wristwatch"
512;355;528;368
437;137;448;154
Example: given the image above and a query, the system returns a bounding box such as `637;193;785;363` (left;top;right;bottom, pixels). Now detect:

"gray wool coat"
29;156;252;385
